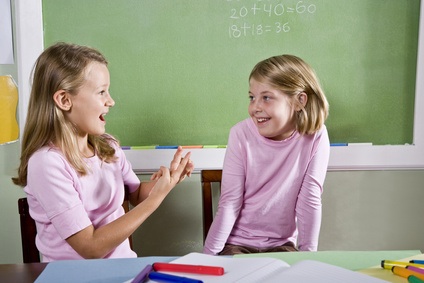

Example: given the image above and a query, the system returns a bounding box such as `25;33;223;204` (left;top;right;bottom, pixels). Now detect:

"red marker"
152;262;224;276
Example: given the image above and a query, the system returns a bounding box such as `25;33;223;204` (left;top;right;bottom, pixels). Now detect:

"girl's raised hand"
149;152;192;198
150;146;194;183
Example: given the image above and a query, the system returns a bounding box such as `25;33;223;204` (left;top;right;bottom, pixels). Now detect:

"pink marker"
407;265;424;275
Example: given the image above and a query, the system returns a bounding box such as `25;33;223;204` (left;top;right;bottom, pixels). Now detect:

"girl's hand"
150;146;194;183
149;152;192;198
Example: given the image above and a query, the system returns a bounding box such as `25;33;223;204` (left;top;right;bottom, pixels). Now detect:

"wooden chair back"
18;185;132;263
200;169;222;242
18;197;40;263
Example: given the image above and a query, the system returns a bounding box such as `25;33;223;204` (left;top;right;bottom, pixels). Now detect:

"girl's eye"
263;96;271;101
248;95;254;101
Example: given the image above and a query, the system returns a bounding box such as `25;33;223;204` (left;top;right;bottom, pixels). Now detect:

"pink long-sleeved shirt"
24;142;141;262
203;118;330;255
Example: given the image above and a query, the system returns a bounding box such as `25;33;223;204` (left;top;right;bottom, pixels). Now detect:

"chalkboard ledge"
124;145;424;173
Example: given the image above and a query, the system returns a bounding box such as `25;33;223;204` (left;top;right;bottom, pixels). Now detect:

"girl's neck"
77;136;94;158
80;144;94;158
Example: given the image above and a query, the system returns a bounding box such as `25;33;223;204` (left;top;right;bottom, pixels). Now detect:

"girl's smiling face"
66;62;115;138
248;78;298;141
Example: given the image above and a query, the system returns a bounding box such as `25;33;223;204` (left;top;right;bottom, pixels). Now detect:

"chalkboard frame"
14;0;424;171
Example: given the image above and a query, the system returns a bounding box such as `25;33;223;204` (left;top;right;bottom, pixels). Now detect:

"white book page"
136;253;390;283
151;252;290;283
259;260;390;283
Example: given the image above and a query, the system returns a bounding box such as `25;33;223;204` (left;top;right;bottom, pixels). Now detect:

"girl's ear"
53;90;72;111
295;92;308;111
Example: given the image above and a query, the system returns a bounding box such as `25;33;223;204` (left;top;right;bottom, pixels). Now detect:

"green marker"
131;145;157;149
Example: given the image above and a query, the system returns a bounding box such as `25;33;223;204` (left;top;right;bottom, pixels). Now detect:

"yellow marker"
0;75;19;144
381;260;424;269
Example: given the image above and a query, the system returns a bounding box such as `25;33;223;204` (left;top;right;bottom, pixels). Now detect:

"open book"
144;252;389;283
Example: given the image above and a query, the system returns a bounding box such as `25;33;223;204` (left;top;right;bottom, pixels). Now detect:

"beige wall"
0;142;25;264
320;170;424;251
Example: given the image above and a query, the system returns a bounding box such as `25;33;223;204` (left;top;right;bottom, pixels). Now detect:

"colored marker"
148;271;203;283
181;145;204;149
155;145;179;149
409;275;424;283
330;143;347;146
407;266;424;275
411;260;424;264
392;266;424;281
202;145;226;148
131;264;153;283
121;146;131;150
382;260;424;269
153;262;224;276
132;145;157;149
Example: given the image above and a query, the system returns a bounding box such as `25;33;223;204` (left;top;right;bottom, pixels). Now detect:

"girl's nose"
106;94;115;107
252;100;262;112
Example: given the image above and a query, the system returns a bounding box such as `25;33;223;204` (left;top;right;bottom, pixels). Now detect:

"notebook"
140;252;389;283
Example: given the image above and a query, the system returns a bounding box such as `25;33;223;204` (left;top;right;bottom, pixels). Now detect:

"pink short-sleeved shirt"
24;142;141;262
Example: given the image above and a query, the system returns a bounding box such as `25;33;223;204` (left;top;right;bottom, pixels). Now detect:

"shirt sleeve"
203;127;245;255
114;145;141;194
295;127;330;251
27;149;92;240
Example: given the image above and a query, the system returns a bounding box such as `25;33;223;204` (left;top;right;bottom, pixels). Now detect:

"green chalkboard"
42;0;420;146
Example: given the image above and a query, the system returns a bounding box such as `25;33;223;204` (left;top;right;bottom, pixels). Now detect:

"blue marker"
155;145;179;149
330;143;348;146
410;260;424;264
148;272;203;283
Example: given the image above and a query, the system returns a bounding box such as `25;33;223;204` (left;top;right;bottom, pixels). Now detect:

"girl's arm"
66;153;191;259
295;129;330;251
203;129;245;255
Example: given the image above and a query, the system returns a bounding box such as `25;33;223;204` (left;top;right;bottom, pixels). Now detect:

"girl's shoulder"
230;118;252;133
28;145;74;174
30;144;66;162
312;124;329;141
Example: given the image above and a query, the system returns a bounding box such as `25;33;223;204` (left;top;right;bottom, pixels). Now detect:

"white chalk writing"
227;1;317;38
